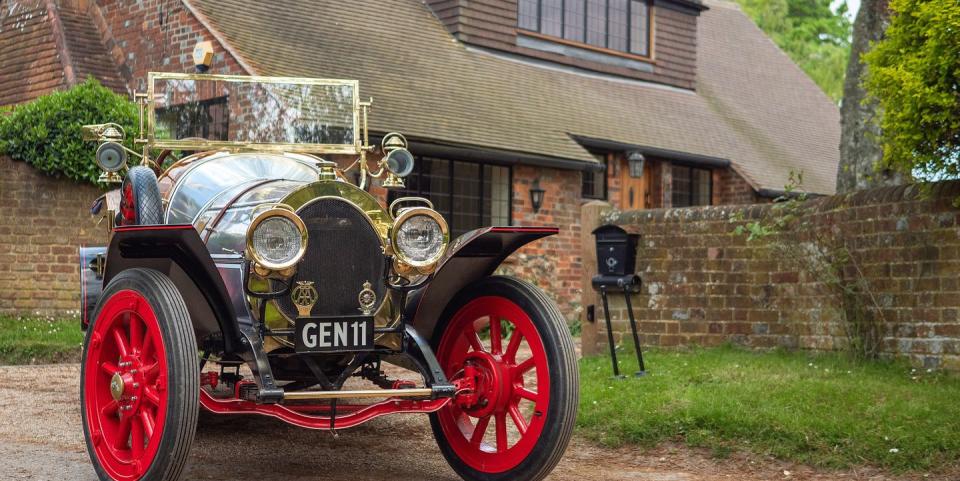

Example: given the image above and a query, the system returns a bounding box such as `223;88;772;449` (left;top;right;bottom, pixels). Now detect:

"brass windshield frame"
146;72;362;155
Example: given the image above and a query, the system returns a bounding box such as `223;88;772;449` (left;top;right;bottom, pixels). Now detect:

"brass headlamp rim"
246;207;308;272
391;207;449;271
95;141;129;173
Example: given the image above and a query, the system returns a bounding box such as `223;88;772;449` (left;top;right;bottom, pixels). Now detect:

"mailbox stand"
594;276;646;378
591;225;646;378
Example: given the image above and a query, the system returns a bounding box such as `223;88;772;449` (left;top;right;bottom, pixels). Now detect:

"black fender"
99;225;242;355
404;226;558;342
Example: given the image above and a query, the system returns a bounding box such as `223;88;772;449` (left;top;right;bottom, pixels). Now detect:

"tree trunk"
837;0;900;193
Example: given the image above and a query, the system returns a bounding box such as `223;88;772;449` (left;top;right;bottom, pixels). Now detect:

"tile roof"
0;0;124;107
0;1;66;106
55;3;126;93
188;0;839;194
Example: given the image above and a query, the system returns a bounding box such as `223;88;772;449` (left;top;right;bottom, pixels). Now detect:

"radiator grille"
273;198;387;319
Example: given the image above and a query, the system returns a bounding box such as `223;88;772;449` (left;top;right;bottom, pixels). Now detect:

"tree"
735;0;852;101
836;0;899;193
862;0;960;181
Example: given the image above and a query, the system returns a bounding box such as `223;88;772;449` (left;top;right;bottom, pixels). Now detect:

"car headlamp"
96;142;128;173
246;208;307;271
392;207;448;270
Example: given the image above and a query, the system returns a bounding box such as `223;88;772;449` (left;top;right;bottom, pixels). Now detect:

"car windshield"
148;73;359;153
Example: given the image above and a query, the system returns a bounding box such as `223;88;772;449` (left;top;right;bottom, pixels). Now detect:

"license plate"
295;316;374;353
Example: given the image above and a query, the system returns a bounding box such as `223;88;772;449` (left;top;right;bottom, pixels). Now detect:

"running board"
283;387;434;401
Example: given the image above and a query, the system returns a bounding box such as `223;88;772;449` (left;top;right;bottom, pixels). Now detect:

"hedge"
0;77;138;185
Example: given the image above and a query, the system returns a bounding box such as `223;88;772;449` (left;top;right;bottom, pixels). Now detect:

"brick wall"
91;0;248;91
500;166;585;323
581;181;960;370
0;156;107;315
713;166;761;205
496;159;760;324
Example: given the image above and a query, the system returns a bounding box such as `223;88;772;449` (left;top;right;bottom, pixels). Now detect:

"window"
671;165;712;207
518;0;653;57
582;155;607;199
389;158;512;237
155;96;229;141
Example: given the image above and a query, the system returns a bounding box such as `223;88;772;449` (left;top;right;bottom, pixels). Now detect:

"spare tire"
118;166;163;226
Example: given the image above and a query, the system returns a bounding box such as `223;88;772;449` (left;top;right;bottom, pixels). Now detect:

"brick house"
0;0;839;319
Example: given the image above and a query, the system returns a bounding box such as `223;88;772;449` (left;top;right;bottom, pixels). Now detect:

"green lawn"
0;316;84;364
578;345;960;473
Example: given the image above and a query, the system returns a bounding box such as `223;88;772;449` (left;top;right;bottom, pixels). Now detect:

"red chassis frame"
199;390;450;430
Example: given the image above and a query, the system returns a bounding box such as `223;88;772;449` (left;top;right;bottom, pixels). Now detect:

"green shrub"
863;0;960;179
0;77;138;185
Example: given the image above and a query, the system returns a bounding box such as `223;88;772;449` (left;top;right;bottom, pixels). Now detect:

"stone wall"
581;181;960;370
0;156;107;315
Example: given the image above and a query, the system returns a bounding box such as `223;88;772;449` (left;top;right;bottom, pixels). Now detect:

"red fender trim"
199;390;450;430
404;226;559;342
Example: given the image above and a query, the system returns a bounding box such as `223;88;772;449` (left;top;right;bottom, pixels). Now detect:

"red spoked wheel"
82;269;198;481
430;276;578;481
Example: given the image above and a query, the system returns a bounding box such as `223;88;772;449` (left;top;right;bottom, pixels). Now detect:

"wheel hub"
109;373;125;401
459;351;508;418
113;355;146;415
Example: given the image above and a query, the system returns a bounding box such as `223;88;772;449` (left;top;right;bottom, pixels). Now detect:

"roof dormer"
425;0;707;89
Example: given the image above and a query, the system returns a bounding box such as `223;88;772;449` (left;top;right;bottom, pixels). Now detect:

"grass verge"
0;315;84;365
577;344;960;472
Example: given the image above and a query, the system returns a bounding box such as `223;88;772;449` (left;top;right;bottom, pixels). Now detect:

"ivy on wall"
0;78;138;185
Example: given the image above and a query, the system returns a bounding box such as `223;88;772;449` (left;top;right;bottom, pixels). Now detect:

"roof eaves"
656;0;710;13
571;135;731;168
398;136;605;172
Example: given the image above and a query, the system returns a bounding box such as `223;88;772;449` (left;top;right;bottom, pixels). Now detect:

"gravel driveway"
0;364;922;481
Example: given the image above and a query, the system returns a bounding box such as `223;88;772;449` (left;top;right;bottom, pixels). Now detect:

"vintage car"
77;72;577;481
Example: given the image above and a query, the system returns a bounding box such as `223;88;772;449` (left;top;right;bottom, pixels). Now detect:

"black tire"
429;276;579;481
118;166;162;226
81;268;199;481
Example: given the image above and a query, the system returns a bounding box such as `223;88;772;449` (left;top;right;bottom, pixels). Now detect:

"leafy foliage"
0;78;137;185
863;0;960;179
735;0;852;101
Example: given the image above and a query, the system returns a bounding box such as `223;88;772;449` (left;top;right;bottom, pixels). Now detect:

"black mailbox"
593;224;639;276
591;223;646;377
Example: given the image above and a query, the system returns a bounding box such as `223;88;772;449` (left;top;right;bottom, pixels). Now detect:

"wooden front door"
618;158;649;210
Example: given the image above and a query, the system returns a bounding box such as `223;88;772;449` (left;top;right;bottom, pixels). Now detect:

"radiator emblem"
291;281;319;317
358;281;377;315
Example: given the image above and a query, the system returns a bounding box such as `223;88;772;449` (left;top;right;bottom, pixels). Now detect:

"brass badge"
358;281;377;315
291;281;319;317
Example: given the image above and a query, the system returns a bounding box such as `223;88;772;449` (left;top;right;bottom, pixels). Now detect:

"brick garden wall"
581;181;960;370
502;160;762;324
0;156;107;315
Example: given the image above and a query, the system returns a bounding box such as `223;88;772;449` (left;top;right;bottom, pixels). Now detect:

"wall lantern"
627;151;646;178
530;178;546;213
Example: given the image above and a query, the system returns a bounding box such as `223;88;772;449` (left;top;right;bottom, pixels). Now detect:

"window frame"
671;164;713;208
387;157;513;236
581;155;608;200
517;0;655;62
